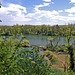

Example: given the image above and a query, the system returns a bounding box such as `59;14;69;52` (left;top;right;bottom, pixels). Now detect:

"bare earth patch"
50;51;69;71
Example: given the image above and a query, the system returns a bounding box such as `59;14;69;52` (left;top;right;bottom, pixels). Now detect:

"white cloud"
1;2;75;25
70;0;75;3
0;3;31;22
58;10;63;13
51;10;59;15
51;2;55;4
26;3;60;23
13;17;31;21
0;6;10;15
65;7;75;13
34;3;50;11
68;14;73;16
43;0;51;2
26;2;75;25
26;2;59;20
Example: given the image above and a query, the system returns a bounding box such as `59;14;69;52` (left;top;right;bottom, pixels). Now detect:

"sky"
0;0;75;25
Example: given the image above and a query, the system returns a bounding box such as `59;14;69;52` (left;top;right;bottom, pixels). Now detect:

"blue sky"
0;0;75;25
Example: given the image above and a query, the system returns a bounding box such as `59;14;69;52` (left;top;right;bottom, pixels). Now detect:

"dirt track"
51;51;69;71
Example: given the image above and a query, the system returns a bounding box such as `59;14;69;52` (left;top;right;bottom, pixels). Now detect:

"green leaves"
0;37;20;74
0;37;50;74
0;36;75;74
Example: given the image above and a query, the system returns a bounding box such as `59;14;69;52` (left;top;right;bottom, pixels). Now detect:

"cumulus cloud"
26;2;59;20
58;10;63;13
70;0;75;3
26;2;75;25
65;7;75;13
26;3;60;23
68;14;73;16
34;3;50;11
43;0;51;2
0;3;31;22
51;10;59;15
65;4;75;23
0;1;75;25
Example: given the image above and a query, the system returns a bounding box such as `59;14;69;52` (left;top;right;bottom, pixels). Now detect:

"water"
1;35;75;46
25;35;75;46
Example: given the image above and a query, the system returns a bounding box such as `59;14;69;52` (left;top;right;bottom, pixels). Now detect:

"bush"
0;37;52;75
21;39;29;46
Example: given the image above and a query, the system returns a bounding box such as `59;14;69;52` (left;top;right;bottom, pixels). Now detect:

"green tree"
67;45;75;72
47;36;53;47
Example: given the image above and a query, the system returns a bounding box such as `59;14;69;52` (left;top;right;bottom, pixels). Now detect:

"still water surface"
1;35;75;46
17;35;75;46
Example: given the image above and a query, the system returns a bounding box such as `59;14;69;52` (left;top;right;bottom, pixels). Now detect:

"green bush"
21;39;29;46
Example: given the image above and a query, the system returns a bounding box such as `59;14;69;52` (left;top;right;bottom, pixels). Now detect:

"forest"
0;24;75;36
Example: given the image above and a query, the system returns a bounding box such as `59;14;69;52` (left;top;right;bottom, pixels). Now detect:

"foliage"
0;23;75;74
67;45;75;72
0;37;75;74
0;24;75;36
21;39;29;46
46;44;67;52
47;36;53;41
0;37;20;74
44;50;57;64
47;36;53;47
0;37;58;74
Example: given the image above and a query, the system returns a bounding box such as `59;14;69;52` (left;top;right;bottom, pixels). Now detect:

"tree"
67;24;74;45
47;36;53;47
67;45;75;72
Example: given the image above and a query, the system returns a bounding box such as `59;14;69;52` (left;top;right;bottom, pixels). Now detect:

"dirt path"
40;50;69;71
50;51;69;71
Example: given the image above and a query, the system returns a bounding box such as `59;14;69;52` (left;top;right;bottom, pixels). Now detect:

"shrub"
21;39;29;46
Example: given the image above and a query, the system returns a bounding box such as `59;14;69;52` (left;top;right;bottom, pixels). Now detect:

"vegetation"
0;7;75;73
0;24;75;36
21;39;29;47
0;1;75;74
1;36;74;75
67;45;75;72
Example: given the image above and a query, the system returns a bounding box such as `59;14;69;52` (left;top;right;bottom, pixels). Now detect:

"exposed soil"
50;51;69;71
40;50;69;71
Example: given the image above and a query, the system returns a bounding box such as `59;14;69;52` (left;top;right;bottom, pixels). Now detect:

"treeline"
0;24;75;36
